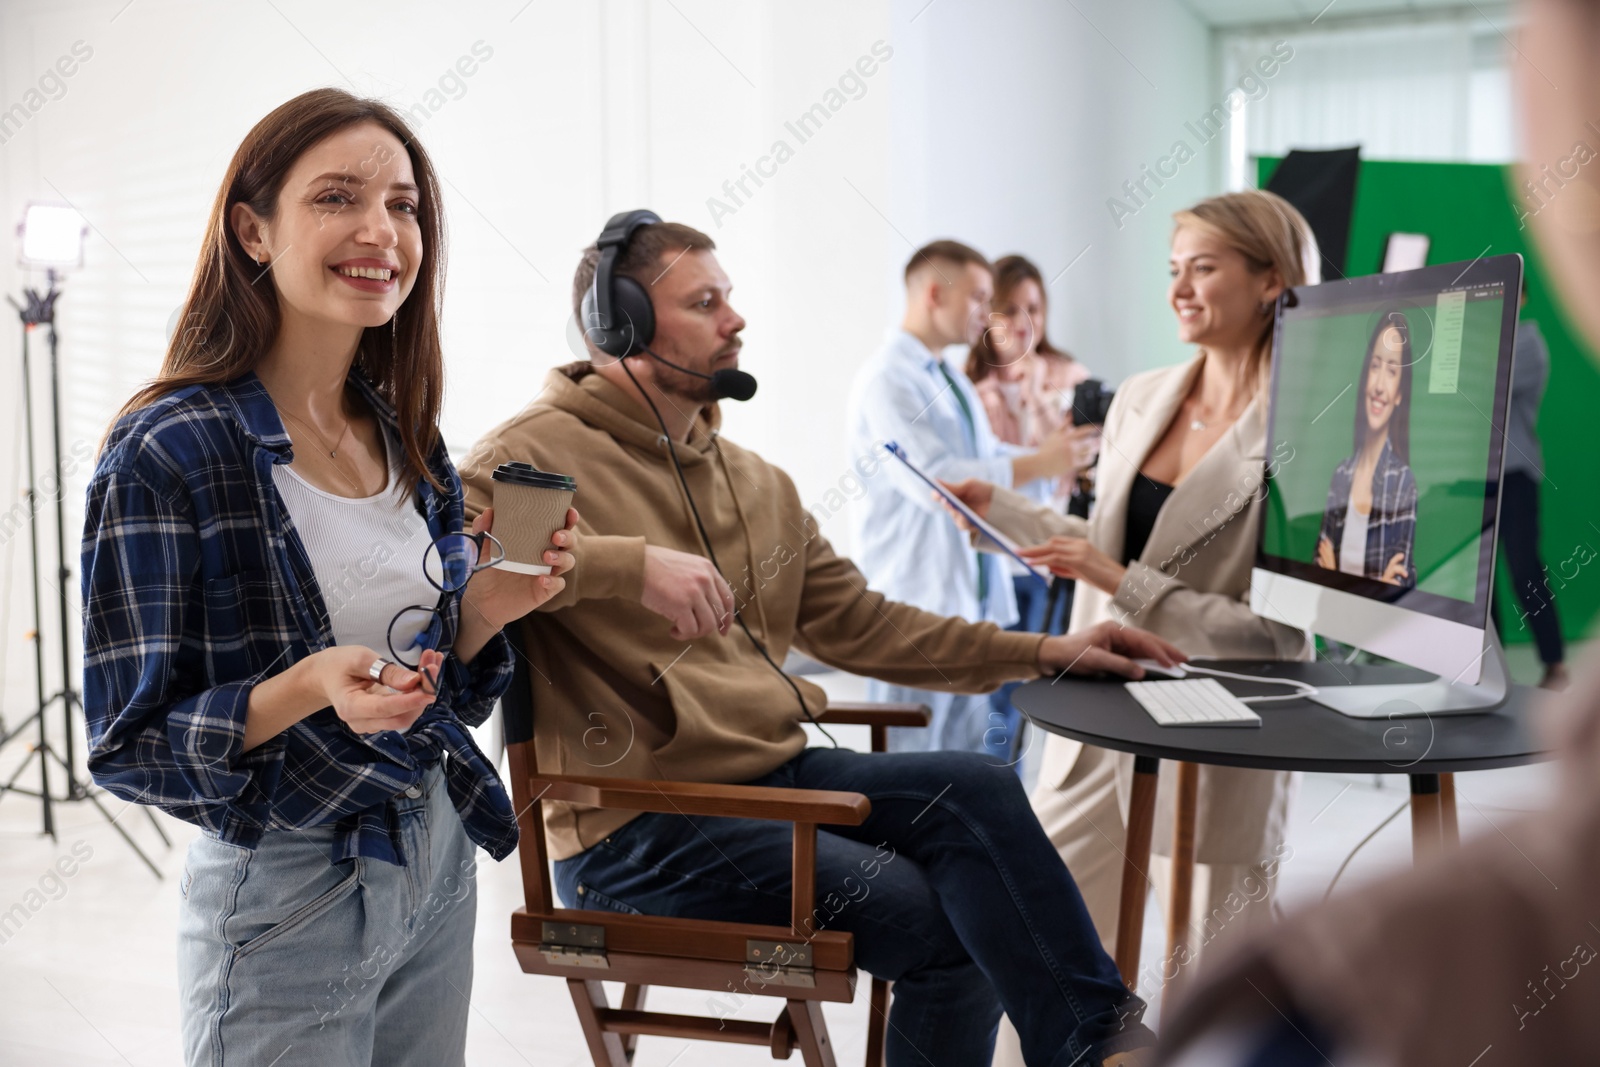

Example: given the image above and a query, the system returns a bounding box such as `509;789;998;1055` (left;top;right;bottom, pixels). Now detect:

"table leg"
1410;773;1443;862
1166;761;1200;994
1440;772;1460;849
1115;755;1160;989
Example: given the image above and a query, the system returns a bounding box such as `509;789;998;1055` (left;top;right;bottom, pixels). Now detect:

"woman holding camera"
81;89;575;1066
966;255;1100;624
944;193;1317;1059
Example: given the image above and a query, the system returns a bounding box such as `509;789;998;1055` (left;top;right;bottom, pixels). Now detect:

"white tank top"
1339;498;1370;577
271;428;440;664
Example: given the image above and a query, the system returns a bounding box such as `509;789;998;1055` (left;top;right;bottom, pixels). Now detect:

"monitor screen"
1256;255;1522;632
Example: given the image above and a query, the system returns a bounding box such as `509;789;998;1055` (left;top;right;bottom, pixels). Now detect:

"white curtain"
1223;16;1514;188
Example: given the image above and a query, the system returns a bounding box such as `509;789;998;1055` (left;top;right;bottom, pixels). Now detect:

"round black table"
1013;659;1554;989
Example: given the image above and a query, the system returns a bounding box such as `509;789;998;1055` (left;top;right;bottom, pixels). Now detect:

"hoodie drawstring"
715;441;775;641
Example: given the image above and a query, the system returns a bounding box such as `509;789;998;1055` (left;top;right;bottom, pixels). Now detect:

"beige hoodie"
461;362;1048;860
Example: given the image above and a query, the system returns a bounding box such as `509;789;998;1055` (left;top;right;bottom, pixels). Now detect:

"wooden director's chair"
500;624;929;1066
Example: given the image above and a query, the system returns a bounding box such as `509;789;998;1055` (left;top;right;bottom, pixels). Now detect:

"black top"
1014;660;1552;775
1122;474;1175;564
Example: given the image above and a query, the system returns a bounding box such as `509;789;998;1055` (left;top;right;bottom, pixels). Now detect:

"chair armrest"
818;702;932;729
533;774;870;826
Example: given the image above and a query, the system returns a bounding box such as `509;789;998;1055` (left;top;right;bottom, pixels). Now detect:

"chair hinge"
540;921;609;969
744;939;815;988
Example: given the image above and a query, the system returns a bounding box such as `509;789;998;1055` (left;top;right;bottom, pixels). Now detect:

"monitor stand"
1308;628;1509;719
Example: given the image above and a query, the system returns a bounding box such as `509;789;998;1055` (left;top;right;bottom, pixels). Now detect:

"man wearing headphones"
460;211;1177;1067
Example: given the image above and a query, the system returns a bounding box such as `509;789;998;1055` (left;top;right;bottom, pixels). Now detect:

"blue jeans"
177;765;478;1067
555;748;1151;1066
988;575;1072;771
868;682;1000;757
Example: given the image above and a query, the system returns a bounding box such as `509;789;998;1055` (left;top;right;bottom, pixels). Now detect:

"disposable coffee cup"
491;462;577;575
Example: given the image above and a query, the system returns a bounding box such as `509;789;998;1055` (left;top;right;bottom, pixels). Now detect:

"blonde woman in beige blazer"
979;355;1307;937
950;192;1321;1063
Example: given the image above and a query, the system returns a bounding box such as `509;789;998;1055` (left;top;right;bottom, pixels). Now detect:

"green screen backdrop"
1258;156;1600;647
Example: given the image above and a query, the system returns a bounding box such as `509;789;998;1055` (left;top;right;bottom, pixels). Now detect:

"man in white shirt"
846;240;1082;755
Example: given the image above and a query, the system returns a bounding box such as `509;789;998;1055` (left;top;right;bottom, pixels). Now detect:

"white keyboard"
1126;678;1261;727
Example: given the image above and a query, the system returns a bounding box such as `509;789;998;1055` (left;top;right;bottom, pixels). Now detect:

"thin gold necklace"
279;407;350;459
279;407;371;496
1187;394;1244;433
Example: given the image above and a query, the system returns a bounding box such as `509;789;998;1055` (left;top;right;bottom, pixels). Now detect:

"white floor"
0;643;1568;1066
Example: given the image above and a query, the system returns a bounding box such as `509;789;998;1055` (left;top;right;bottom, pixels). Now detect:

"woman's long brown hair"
115;87;448;489
966;254;1070;384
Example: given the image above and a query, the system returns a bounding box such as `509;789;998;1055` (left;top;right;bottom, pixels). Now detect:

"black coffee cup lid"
492;461;576;493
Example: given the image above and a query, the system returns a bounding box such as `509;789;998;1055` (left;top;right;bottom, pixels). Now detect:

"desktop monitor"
1251;254;1523;716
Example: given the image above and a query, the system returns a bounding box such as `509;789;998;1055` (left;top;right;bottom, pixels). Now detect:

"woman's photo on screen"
1314;308;1418;587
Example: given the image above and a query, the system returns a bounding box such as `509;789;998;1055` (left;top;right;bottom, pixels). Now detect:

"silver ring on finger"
369;657;392;684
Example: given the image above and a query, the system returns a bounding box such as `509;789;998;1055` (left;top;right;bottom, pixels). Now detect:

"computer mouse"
1132;659;1187;679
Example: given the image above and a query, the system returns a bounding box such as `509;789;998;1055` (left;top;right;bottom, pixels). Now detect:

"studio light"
1;197;168;875
17;202;87;270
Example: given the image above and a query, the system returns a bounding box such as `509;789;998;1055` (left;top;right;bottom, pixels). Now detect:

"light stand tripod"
0;270;168;878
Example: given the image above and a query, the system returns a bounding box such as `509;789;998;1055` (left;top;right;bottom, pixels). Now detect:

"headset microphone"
641;346;758;402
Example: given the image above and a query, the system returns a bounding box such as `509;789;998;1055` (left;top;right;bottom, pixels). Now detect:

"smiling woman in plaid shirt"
81;89;575;1067
1315;310;1419;588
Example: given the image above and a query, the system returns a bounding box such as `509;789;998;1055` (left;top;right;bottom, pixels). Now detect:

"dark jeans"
555;748;1150;1067
1239;1010;1339;1067
1493;470;1565;666
987;575;1073;771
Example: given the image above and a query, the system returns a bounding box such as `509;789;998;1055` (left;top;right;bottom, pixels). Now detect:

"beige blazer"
986;353;1310;862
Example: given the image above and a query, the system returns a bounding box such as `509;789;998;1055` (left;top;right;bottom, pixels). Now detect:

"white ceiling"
1184;0;1508;28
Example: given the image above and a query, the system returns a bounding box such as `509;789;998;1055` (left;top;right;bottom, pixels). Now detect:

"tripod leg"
54;690;87;800
19;321;56;840
142;806;173;847
37;727;54;841
83;790;165;880
0;707;42;748
47;321;82;800
0;740;43;799
40;744;167;878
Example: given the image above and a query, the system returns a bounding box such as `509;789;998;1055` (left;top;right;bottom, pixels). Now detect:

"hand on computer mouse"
1037;621;1186;680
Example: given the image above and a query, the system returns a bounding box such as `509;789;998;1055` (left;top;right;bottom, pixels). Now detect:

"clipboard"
883;441;1052;585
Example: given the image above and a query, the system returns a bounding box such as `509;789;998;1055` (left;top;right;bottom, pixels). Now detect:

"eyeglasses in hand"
386;530;505;692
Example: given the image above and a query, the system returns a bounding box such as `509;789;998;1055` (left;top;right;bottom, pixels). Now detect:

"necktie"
935;361;989;610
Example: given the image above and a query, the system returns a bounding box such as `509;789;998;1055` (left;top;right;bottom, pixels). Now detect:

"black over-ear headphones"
581;208;662;359
579;209;759;402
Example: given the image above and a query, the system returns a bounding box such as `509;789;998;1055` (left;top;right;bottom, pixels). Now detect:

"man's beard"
647;348;722;405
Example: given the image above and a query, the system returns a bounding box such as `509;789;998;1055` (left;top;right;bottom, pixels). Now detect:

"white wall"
886;0;1215;390
1225;13;1516;188
0;0;1215;730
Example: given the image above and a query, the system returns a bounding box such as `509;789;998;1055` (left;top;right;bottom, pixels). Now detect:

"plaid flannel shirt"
81;372;517;865
1318;438;1418;589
